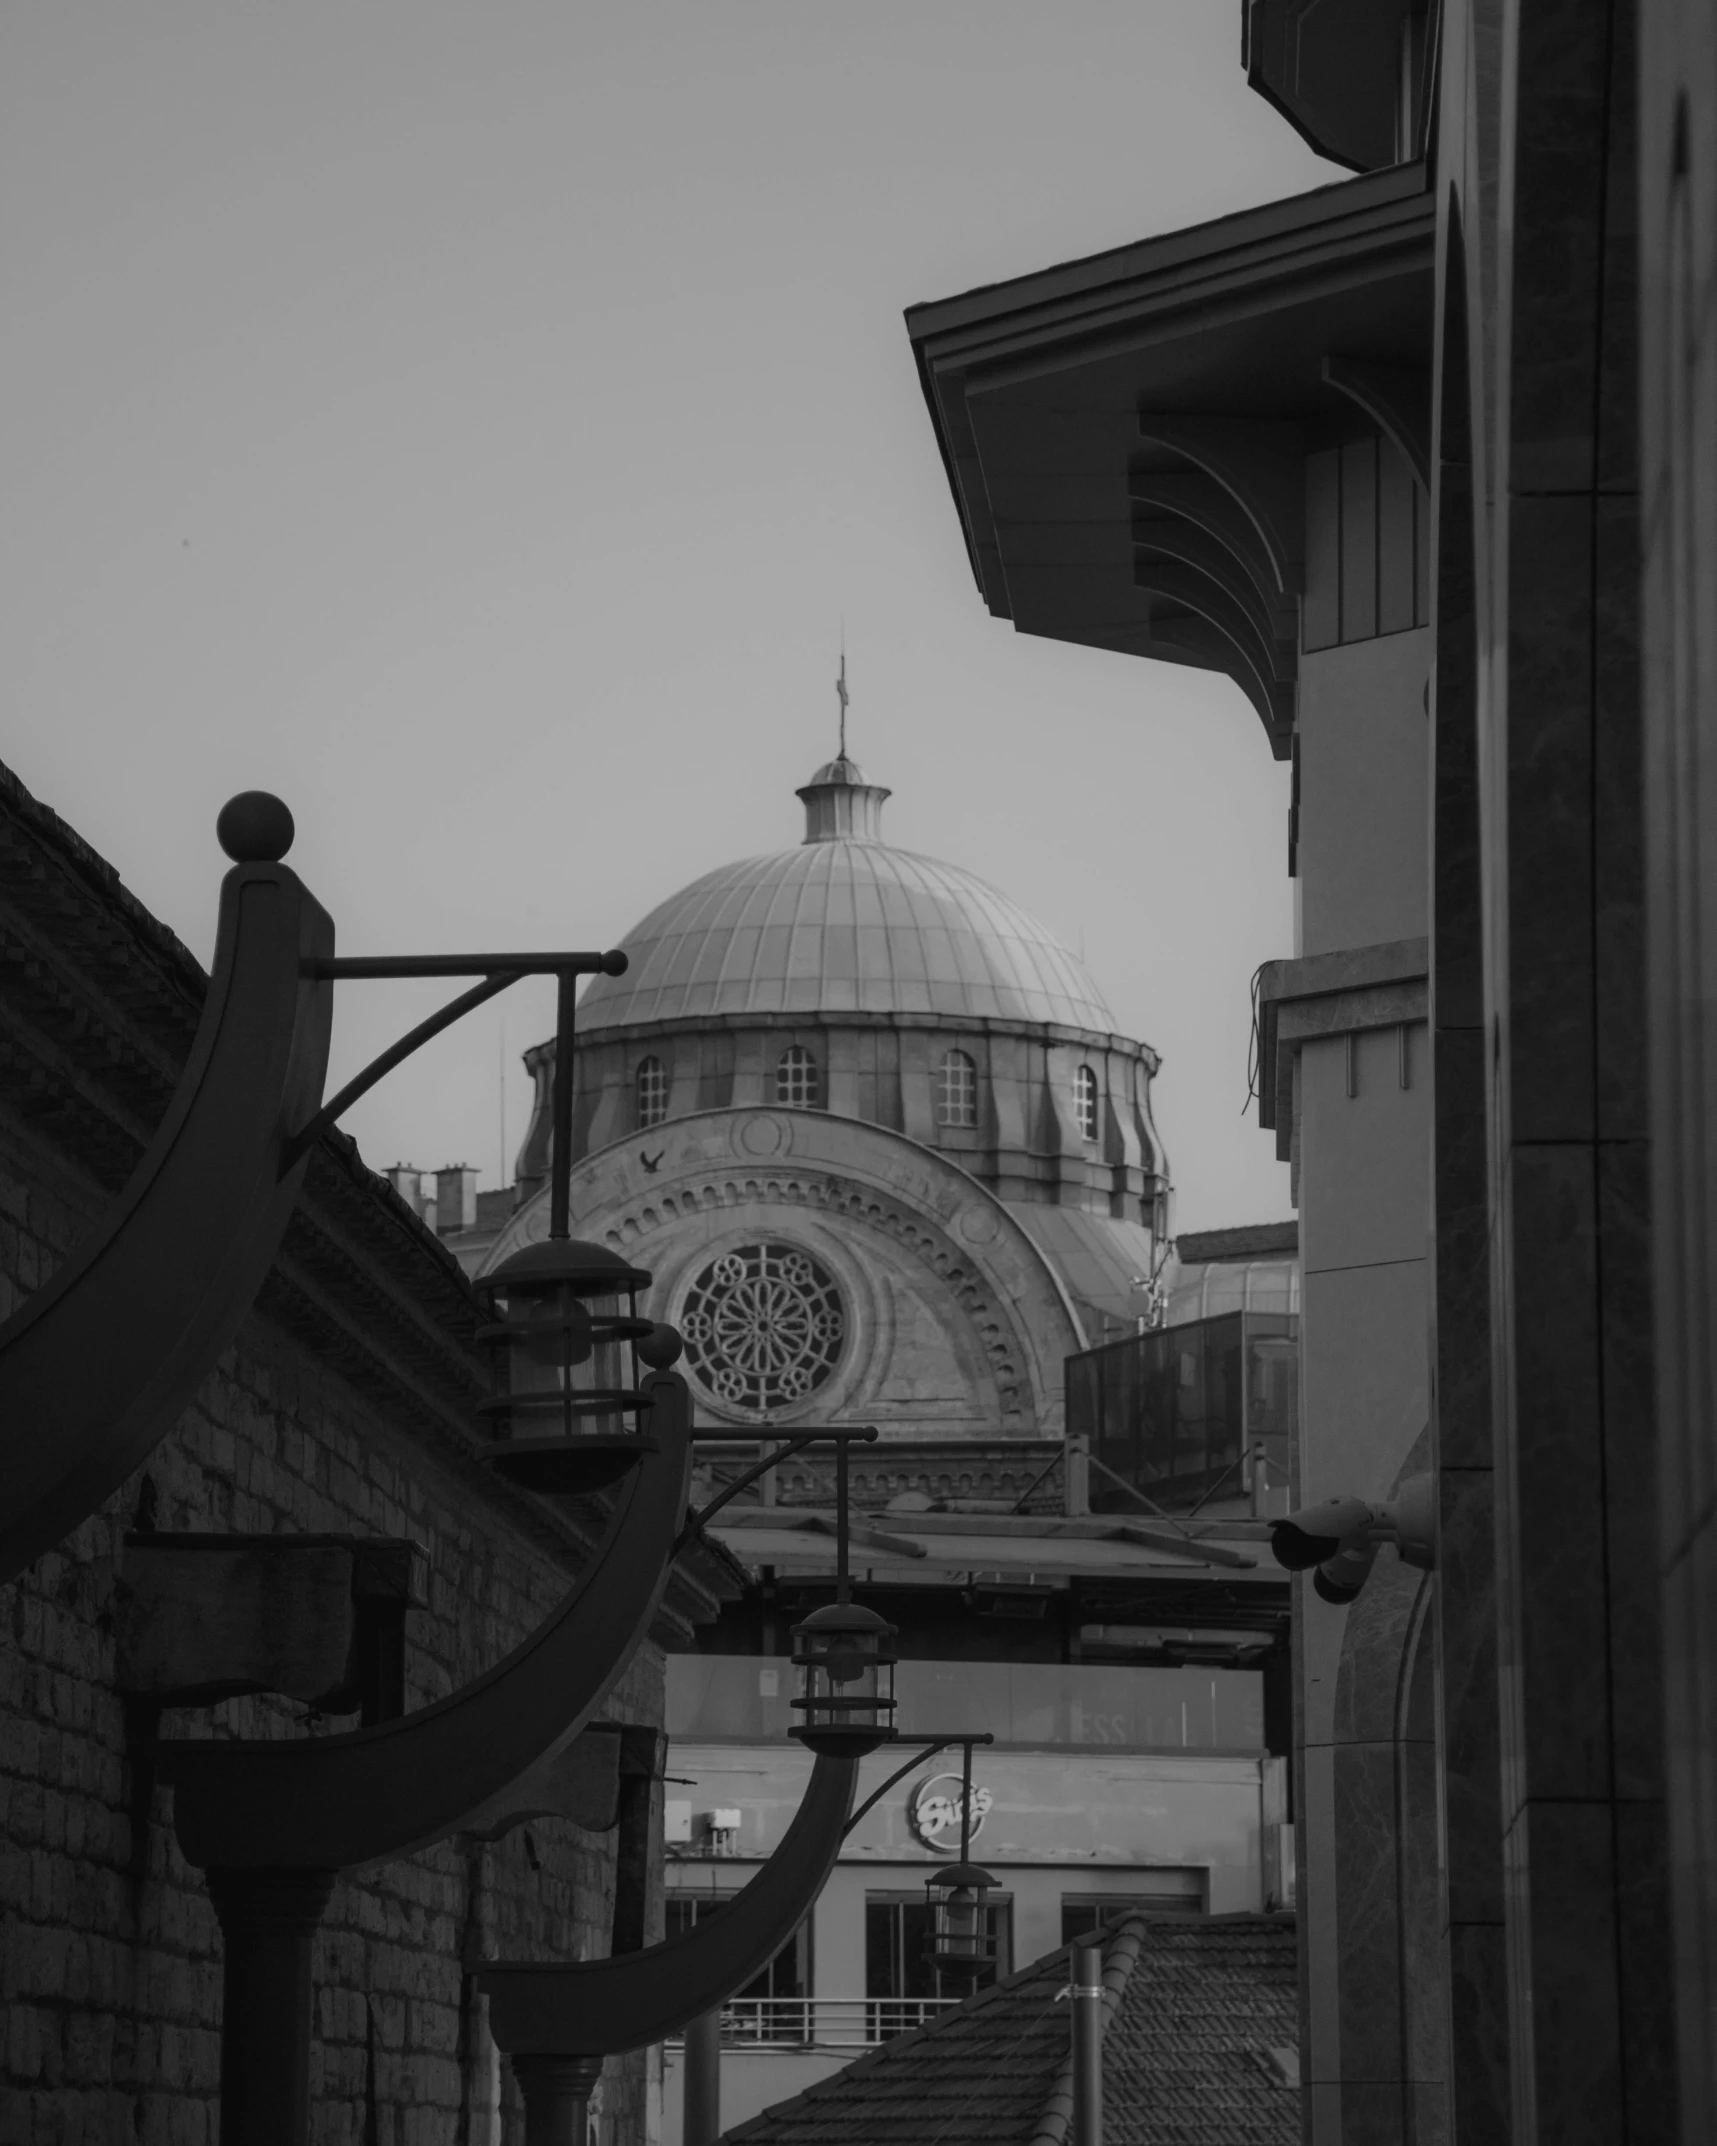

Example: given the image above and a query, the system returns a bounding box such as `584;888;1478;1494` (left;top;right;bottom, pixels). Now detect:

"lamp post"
789;1432;898;1757
107;792;730;2146
923;1736;1000;1983
480;1431;911;2145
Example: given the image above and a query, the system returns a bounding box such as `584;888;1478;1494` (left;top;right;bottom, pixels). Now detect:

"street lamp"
924;1737;999;1980
789;1433;896;1755
476;1239;684;1493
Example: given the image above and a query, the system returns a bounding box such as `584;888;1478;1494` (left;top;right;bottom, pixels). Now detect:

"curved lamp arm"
481;1751;860;2057
0;859;334;1583
158;1373;694;1872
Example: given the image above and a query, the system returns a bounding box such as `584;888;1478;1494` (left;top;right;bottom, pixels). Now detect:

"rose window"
679;1242;846;1414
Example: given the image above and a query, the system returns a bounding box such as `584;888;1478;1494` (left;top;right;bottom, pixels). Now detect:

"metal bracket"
282;949;626;1173
842;1733;996;1838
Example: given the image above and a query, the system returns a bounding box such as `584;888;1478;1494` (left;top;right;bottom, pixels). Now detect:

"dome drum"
517;1014;1167;1228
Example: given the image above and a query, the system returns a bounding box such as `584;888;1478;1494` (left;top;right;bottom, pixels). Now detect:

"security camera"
1268;1475;1435;1605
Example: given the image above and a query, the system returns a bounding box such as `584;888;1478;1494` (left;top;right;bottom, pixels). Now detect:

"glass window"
636;1055;668;1129
1074;1064;1099;1141
865;1893;1011;2008
667;1655;1264;1752
669;1899;808;2041
1066;1308;1298;1519
776;1045;820;1108
936;1049;977;1128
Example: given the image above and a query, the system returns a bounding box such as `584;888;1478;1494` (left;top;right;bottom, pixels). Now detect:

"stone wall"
0;763;729;2146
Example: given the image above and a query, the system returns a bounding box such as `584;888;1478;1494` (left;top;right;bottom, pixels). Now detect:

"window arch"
776;1045;820;1108
936;1048;977;1128
1074;1064;1099;1143
636;1056;669;1129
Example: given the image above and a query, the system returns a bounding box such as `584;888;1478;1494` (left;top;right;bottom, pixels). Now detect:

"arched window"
636;1056;668;1129
776;1045;820;1108
1074;1064;1099;1143
937;1048;977;1128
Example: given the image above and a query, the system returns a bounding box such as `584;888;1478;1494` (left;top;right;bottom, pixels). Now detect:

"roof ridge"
713;1943;1072;2143
1024;1921;1149;2146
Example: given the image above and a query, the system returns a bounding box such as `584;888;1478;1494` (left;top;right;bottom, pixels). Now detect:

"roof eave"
903;165;1435;755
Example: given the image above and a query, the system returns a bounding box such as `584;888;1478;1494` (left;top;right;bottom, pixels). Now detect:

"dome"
578;758;1116;1032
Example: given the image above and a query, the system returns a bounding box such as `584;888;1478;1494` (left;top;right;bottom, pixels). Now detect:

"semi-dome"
578;756;1115;1032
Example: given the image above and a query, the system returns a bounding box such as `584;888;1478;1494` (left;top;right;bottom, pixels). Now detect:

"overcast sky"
2;5;1334;1231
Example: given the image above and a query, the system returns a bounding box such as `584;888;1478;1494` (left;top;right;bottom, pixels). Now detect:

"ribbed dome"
579;760;1115;1032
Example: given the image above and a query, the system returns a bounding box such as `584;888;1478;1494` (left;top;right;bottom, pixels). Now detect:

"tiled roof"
1101;1916;1300;2143
716;1913;1299;2146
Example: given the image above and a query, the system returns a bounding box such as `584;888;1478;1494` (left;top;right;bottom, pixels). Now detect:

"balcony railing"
668;1998;960;2048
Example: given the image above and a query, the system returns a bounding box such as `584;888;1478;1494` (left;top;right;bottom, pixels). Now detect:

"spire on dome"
797;753;891;843
798;648;892;841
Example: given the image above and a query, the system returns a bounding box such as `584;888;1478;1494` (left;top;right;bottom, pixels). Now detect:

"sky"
1;5;1335;1231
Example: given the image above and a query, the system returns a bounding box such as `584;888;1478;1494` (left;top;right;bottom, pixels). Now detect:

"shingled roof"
716;1912;1300;2145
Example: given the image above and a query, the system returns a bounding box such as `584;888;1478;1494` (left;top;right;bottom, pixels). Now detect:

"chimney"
386;1166;422;1213
435;1166;479;1234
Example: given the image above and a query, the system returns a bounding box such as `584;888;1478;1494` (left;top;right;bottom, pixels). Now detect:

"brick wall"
0;765;724;2146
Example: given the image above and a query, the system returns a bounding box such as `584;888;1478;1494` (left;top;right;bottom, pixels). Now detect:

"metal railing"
673;1998;959;2048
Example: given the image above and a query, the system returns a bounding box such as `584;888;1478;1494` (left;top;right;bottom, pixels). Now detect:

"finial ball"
217;792;295;863
636;1322;685;1369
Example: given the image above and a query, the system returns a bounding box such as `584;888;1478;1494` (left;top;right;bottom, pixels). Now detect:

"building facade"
659;1501;1288;2141
475;754;1175;1439
906;4;1717;2141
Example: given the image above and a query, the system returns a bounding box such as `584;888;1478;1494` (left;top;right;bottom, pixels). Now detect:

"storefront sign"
907;1772;993;1852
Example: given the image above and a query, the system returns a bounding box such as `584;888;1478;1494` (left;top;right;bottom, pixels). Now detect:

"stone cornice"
526;1006;1161;1071
1255;936;1429;1159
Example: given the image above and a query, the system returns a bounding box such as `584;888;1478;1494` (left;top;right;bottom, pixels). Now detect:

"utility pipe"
1071;1934;1104;2146
682;2009;721;2146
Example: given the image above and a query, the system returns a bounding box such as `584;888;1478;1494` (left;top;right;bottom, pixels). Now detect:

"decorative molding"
488;1108;1094;1432
1255;938;1430;1161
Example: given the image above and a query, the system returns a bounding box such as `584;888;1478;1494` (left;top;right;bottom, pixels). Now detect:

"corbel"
1322;357;1431;489
1135;415;1305;594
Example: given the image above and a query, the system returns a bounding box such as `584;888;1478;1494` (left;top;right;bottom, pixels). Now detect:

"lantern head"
924;1859;1000;1979
475;1239;664;1491
788;1599;897;1755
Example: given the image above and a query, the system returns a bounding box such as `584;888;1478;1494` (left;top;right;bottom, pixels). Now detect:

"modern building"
659;1505;1290;2140
904;3;1717;2142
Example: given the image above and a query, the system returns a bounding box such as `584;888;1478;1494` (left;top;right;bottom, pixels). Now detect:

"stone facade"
478;760;1173;1440
488;1107;1087;1437
0;762;731;2146
903;6;1700;2137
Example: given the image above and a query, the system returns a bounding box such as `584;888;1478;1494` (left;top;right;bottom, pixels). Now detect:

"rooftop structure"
710;1910;1299;2145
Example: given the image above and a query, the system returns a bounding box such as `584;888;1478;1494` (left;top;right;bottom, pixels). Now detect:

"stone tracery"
679;1241;846;1415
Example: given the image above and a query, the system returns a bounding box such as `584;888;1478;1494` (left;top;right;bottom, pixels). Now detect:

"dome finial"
800;646;891;842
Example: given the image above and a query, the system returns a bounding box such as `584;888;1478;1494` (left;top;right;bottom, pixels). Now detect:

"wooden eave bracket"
1131;415;1305;759
1135;417;1305;595
1321;356;1432;490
